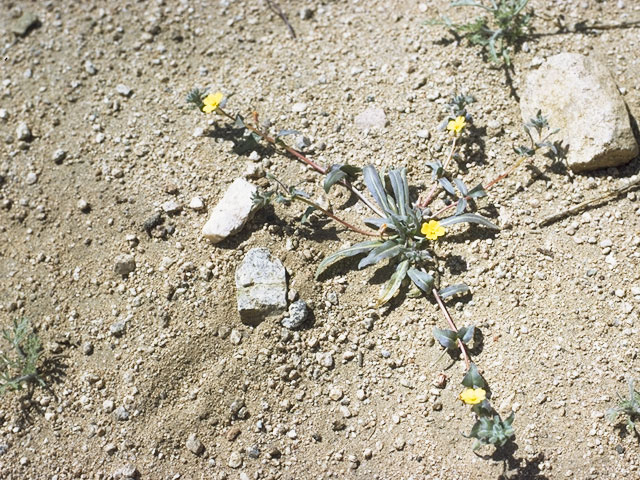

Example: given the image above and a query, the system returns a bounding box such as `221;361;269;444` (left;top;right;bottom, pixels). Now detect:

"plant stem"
418;136;458;208
432;287;471;370
293;196;378;237
215;108;384;217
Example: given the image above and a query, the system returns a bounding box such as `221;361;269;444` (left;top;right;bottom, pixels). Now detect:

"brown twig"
433;287;471;371
216;107;384;217
539;176;640;227
265;0;297;39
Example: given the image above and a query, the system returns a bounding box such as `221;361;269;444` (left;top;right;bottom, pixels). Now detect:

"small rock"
82;342;94;355
77;199;90;213
247;445;260;458
113;464;140;480
354;107;387;130
235;248;287;326
228;451;243;469
329;386;343;401
229;329;242;345
393;437;406;451
299;7;314;19
52;149;67;164
0;109;7;120
110;320;126;337
11;11;40;37
104;443;117;455
188;197;205;211
16;122;32;141
292;102;307;113
84;61;97;75
25;172;38;185
114;254;136;276
226;426;241;442
202;178;258;243
243;162;264;180
161;200;181;215
316;352;334;368
186;433;205;456
113;406;129;421
103;399;115;413
294;135;311;151
416;129;430;139
281;300;308;329
116;84;132;97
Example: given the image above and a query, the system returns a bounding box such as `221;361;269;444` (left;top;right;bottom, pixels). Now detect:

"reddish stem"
432;287;471;370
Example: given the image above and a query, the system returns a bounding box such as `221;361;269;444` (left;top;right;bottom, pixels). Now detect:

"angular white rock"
235;248;287;326
520;53;638;172
202;178;257;243
354;107;387;130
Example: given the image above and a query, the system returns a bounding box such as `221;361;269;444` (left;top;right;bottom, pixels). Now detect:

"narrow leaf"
323;169;347;193
433;328;458;350
458;325;475;344
316;240;383;278
300;206;316;225
277;129;300;137
462;363;486;389
389;169;410;216
439;213;499;230
407;268;434;293
439;177;456;196
453;178;468;196
363;165;391;213
439;283;470;299
377;260;409;306
358;240;403;269
467;183;486;199
234;114;245;129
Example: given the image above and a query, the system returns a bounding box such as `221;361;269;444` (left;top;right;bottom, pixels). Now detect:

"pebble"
354;107;387;130
188;197;205;211
228;451;243;469
104;443;117;454
247;445;260;458
300;7;314;19
16;122;32;141
116;84;132;97
316;352;334;368
281;300;309;329
292;102;307;113
161;200;182;214
77;199;90;213
114;406;129;421
25;172;38;185
229;329;242;345
226;426;241;441
202;178;258;243
82;342;94;355
11;11;39;37
84;61;97;75
393;437;406;450
114;254;136;276
52;149;67;164
186;433;205;456
109;321;127;339
113;464;139;479
0;109;7;120
329;386;343;401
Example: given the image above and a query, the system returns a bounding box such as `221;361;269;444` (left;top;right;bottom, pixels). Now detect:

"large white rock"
354;107;387;130
202;178;257;243
235;248;287;325
520;53;638;172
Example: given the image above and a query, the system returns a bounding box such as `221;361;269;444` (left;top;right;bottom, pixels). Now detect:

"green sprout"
429;0;533;65
467;411;516;450
607;378;640;436
0;318;45;395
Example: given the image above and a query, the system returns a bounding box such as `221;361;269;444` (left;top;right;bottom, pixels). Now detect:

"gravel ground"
1;1;640;479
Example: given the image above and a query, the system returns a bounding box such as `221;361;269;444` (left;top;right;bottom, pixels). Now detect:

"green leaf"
439;213;499;230
451;0;492;10
462;363;486;389
439;283;470;299
233;133;260;155
363;217;396;231
388;169;410;216
433;328;458;350
439;177;457;196
358;240;403;269
363;165;391;213
277;129;299;137
467;183;487;199
323;164;362;193
453;178;468;196
407;268;434;293
458;325;475;344
315;240;383;278
377;260;409;306
300;206;316;225
234;114;245;129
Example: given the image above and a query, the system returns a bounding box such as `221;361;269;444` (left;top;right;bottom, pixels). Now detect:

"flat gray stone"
354;107;387;130
202;178;258;243
186;433;204;456
520;53;638;172
114;254;136;276
11;11;39;37
235;248;287;326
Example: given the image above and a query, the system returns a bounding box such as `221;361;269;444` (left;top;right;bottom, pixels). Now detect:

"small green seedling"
607;378;640;436
0;318;45;394
428;0;533;65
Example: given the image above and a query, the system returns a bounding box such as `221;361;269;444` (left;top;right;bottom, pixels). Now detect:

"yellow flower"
421;220;446;241
447;116;467;136
459;387;486;405
202;91;224;113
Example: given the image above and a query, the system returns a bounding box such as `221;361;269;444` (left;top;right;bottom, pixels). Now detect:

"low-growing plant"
428;0;533;65
607;378;640;436
0;318;45;395
188;88;534;451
